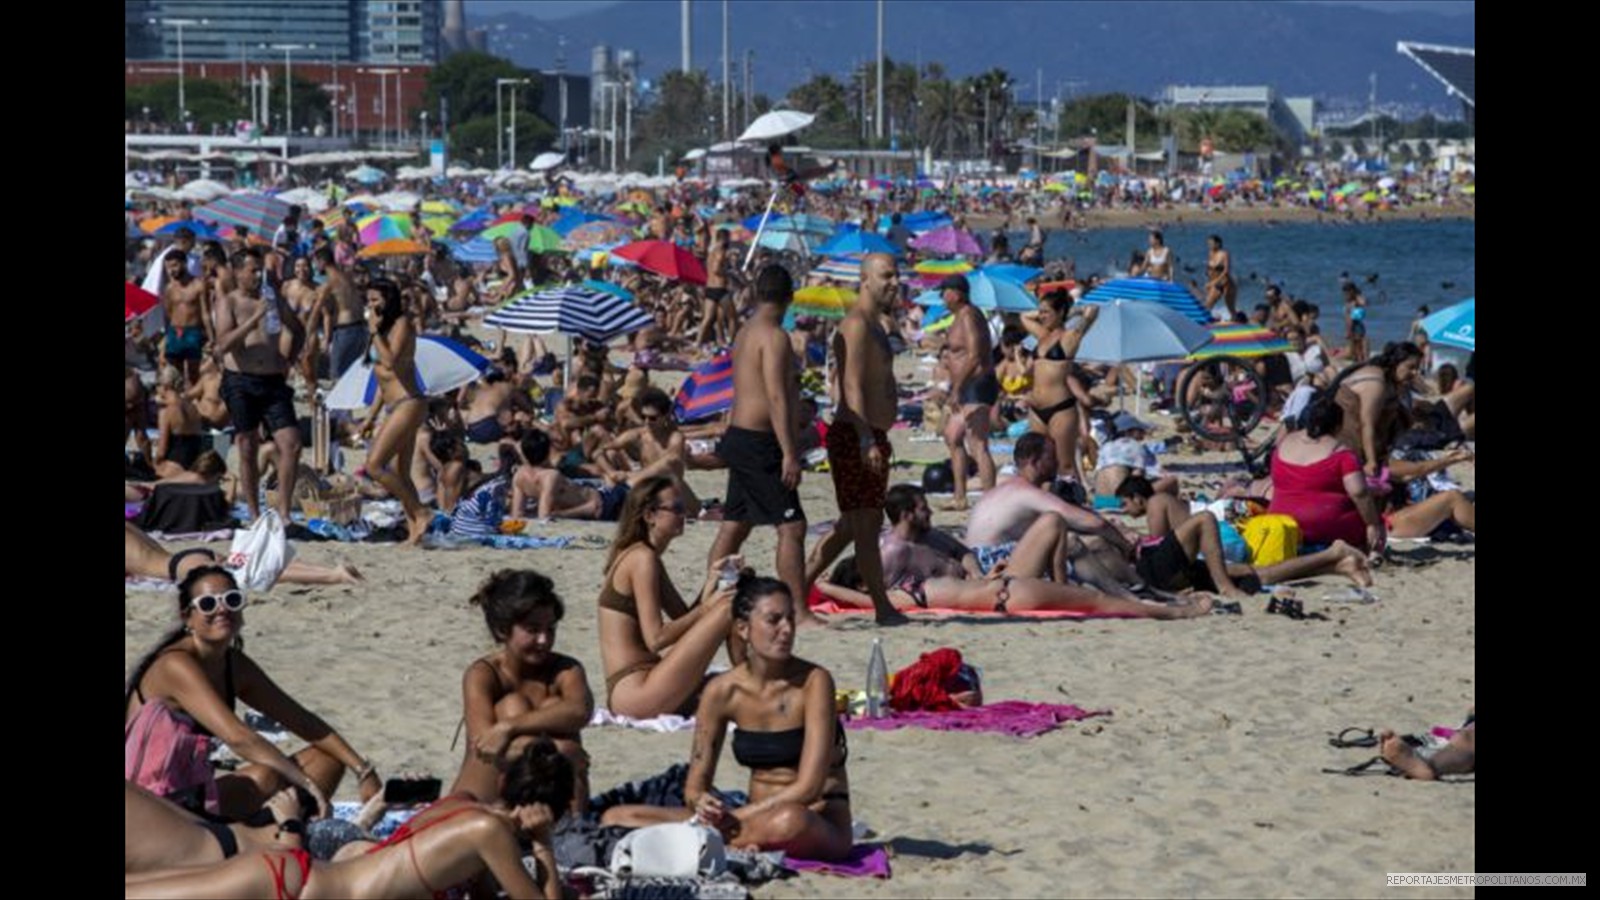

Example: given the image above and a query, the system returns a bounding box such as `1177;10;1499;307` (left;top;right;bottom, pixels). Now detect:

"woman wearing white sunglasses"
124;565;380;823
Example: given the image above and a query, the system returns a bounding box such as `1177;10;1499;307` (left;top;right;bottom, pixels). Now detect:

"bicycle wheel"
1175;356;1268;444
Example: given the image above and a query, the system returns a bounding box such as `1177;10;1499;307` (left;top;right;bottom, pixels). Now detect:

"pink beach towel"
785;844;892;879
809;600;1133;620
844;701;1110;738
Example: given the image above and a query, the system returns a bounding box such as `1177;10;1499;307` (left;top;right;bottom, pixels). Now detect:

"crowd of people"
126;161;1474;895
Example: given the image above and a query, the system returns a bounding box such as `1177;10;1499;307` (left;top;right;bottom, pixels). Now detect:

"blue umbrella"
583;279;635;302
1073;300;1214;364
913;272;1036;313
979;263;1044;284
155;219;219;239
450;208;494;233
449;237;500;264
742;213;786;232
766;213;836;239
484;286;654;343
550;209;613;236
324;336;490;410
817;230;898;257
1081;277;1213;326
757;229;810;253
1420;297;1474;351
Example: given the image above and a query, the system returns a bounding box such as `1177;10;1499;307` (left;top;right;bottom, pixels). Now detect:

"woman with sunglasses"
125;566;379;823
597;476;742;718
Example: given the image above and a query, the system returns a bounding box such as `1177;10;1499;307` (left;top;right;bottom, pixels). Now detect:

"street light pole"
155;18;207;126
363;68;399;152
267;43;314;139
495;77;528;170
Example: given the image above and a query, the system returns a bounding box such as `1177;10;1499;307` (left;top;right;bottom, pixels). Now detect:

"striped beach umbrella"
1188;323;1293;361
674;351;734;422
193;193;292;235
792;285;854;319
814;255;864;284
356;239;431;258
1081;277;1212;327
446;238;499;264
357;213;413;245
324;336;490;410
484;286;655;343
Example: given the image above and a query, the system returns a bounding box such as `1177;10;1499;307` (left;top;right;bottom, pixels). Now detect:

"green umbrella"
526;225;565;254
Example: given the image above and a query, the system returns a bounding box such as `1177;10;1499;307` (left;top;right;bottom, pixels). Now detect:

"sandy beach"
125;348;1474;898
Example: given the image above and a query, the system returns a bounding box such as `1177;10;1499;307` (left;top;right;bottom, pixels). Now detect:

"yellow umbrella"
914;259;973;275
420;200;458;215
420;216;455;238
792;285;854;318
1042;182;1068;193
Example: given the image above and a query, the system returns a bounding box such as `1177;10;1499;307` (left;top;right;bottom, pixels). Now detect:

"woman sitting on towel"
124;566;378;822
597;476;741;719
814;556;1214;619
451;569;594;814
125;741;569;900
684;574;854;860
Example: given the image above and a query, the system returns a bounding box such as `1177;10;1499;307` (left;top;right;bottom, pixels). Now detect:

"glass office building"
131;1;440;64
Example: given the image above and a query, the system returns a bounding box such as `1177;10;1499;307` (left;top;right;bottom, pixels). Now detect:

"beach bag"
124;698;220;815
609;823;727;879
227;509;294;591
1240;514;1301;566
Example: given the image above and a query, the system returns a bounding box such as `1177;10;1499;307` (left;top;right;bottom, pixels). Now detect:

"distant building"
127;1;441;64
1397;42;1474;131
1161;85;1311;148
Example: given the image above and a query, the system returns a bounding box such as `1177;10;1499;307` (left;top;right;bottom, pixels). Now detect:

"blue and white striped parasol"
1080;277;1213;326
484;286;655;343
324;335;491;410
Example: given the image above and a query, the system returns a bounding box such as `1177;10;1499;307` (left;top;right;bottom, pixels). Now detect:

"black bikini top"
1042;339;1070;362
732;719;848;770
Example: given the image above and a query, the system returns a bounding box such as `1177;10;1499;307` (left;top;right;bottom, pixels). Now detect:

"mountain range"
467;0;1473;108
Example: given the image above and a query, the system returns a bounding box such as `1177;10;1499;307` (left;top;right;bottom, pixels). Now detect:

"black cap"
940;274;970;295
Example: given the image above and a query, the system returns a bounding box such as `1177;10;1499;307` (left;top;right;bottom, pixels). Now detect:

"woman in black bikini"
597;476;740;718
686;575;855;860
125;740;570;899
154;366;205;477
1021;289;1099;486
124;566;376;824
362;280;434;545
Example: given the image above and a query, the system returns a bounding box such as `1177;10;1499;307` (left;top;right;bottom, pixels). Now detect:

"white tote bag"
226;510;294;591
609;822;727;879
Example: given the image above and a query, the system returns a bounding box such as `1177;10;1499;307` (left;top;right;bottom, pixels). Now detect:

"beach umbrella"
910;225;984;257
611;240;707;284
1031;279;1077;298
193;193;292;235
345;165;386;186
583;279;635;302
614;201;652;218
140;215;179;234
525;225;566;254
484;285;655;343
551;209;616;236
125;281;162;332
1074;300;1213;368
324;335;491;411
913;259;973;276
155;219;219;239
1042;182;1069;193
356;239;430;258
737;109;816;143
814;255;865;284
1081;277;1212;327
419;216;456;238
912;271;1036;314
980;263;1044;284
563;220;632;251
450;209;492;233
448;238;500;264
742;213;782;231
673;351;734;421
792;285;855;319
1188;323;1292;361
767;213;836;239
757;229;811;253
420;200;459;215
357;213;413;245
529;151;566;172
1420;297;1475;351
816;230;898;257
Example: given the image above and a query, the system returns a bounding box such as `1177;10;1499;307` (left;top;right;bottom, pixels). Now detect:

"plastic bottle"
717;557;741;591
866;638;889;718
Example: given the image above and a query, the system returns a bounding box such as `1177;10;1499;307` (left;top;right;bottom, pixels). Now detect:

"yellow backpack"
1240;514;1302;566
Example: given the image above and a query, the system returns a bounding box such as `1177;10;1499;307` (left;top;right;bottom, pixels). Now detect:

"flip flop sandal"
1329;727;1379;749
1321;756;1400;777
1211;601;1244;615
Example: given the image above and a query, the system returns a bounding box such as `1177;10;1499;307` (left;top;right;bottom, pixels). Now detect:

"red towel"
889;648;968;713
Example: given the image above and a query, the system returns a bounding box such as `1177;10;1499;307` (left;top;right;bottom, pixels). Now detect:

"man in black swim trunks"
940;274;998;511
706;265;818;625
212;248;306;523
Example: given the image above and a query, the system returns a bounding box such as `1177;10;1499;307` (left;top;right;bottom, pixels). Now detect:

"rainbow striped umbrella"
914;259;973;275
674;351;734;422
792;285;854;319
1187;323;1292;361
358;213;413;245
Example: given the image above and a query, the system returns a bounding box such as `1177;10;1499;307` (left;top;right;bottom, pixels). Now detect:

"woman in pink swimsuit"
1268;393;1386;553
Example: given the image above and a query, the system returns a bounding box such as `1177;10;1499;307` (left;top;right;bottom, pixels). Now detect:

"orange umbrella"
140;216;178;234
357;238;431;258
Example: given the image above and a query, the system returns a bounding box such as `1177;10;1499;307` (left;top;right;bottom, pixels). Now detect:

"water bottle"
262;298;283;336
865;638;889;719
716;558;741;591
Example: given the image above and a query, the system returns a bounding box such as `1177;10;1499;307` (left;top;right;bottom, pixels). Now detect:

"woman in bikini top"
1020;289;1099;483
684;575;856;862
1333;342;1424;475
362;279;434;545
124;741;571;900
1145;230;1173;280
596;477;739;719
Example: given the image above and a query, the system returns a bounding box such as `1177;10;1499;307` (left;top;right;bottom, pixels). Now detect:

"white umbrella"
274;187;332;214
683;148;708;161
530;152;566;172
737;109;816;144
177;179;232;201
324;336;491;411
375;190;421;212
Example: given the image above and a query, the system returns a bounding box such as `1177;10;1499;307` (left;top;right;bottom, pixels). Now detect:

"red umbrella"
126;281;164;333
611;240;707;285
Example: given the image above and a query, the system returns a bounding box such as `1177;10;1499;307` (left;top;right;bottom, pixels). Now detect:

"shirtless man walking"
283;256;329;388
941;274;998;511
212;249;306;523
160;249;211;385
804;253;909;625
706;264;817;625
697;229;734;347
314;247;367;378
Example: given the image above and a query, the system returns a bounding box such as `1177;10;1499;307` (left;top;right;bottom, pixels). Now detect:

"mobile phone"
383;777;442;806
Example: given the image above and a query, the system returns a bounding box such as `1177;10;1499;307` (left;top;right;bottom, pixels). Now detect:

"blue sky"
467;0;1474;20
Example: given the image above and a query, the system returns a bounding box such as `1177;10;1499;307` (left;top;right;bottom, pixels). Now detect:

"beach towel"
808;600;1131;620
138;483;234;535
844;701;1109;738
784;844;892;879
126;575;177;592
590;709;696;733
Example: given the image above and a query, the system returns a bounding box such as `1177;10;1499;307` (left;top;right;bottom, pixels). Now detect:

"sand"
125;355;1475;898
